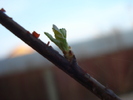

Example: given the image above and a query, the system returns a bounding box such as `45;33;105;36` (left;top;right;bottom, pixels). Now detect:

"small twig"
0;9;121;100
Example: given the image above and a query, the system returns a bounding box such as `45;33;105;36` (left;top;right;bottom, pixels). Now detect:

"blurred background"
1;0;133;100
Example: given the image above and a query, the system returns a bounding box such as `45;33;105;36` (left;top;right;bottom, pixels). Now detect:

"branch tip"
0;8;6;12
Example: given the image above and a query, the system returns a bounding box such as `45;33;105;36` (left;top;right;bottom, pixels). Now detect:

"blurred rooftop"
0;29;133;76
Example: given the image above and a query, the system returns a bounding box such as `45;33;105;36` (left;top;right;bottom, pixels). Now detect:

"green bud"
44;24;73;60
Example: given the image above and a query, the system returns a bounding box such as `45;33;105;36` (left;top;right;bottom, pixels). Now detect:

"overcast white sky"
0;0;133;60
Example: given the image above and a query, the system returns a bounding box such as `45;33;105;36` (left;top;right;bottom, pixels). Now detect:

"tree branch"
0;9;121;100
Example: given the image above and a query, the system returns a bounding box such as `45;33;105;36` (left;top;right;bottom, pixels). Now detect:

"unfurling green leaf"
44;24;73;61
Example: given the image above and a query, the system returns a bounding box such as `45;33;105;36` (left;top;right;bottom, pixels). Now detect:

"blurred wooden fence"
0;48;133;100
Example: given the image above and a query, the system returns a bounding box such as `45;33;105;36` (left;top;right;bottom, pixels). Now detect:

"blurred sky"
0;0;133;60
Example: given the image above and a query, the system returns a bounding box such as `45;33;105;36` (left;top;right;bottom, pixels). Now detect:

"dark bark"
0;10;121;100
